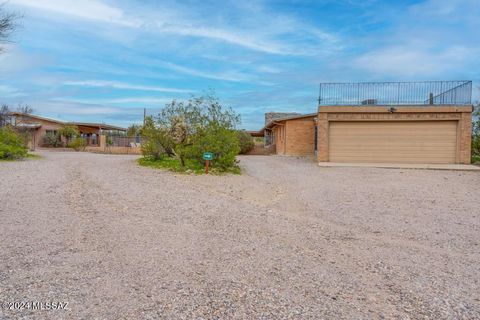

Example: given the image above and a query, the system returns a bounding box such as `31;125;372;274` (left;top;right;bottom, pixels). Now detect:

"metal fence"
318;81;472;106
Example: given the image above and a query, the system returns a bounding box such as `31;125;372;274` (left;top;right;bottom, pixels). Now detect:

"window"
46;130;57;136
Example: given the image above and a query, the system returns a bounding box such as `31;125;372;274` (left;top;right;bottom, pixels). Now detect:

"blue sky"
0;0;479;129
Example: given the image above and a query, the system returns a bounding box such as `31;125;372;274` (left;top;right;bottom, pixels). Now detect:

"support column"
317;112;329;162
459;111;472;164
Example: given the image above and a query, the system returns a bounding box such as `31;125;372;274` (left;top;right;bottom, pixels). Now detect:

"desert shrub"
472;116;479;163
67;137;86;151
58;124;79;144
42;133;63;147
141;93;241;172
140;116;175;160
156;93;240;168
185;124;240;169
236;130;254;154
127;124;141;137
0;127;28;159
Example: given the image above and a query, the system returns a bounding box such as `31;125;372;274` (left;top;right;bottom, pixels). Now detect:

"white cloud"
157;24;287;55
10;0;338;56
353;46;475;77
158;61;251;82
10;0;140;27
257;66;281;74
0;85;25;98
102;97;173;104
53;97;174;105
64;80;193;93
33;100;120;116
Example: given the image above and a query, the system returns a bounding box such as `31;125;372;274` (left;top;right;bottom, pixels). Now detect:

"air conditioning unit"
361;99;377;105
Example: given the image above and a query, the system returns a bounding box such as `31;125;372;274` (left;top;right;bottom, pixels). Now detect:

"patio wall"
85;135;142;155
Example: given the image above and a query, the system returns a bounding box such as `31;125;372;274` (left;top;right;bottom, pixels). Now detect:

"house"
9;112;126;150
259;81;473;164
260;113;317;156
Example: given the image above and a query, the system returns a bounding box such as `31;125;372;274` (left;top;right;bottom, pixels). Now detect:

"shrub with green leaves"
140;116;175;160
236;130;255;154
42;133;63;147
157;93;240;167
185;124;240;170
58;124;79;144
67;137;86;151
127;124;141;137
0;127;28;159
472;116;479;163
140;93;242;172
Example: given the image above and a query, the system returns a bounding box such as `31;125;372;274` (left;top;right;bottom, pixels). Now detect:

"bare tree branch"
16;103;33;114
0;3;21;52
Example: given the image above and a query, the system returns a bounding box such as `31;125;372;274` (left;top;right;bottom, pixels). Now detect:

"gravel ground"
1;152;479;319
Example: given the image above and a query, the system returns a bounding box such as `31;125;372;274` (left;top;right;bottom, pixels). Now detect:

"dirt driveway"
1;152;479;319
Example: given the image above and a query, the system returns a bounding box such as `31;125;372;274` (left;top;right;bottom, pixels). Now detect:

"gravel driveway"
1;152;479;319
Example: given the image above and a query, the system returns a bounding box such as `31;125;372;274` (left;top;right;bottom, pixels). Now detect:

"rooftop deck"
318;80;472;106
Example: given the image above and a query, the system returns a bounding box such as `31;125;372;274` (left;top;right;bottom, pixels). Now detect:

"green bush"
0;127;28;159
473;136;479;160
140;117;175;160
140;93;242;173
185;125;240;170
42;133;63;147
236;130;255;154
67;137;86;151
472;111;479;163
58;124;79;145
127;124;141;137
157;93;240;167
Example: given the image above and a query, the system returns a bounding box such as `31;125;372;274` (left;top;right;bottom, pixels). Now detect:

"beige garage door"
329;121;457;164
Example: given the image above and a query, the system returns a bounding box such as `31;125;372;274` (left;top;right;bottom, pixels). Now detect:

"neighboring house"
10;112;126;150
256;80;473;164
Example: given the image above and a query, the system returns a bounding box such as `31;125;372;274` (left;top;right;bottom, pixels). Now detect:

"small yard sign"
202;152;214;161
202;152;214;174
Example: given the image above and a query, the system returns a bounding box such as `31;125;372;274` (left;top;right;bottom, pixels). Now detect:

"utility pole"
143;108;146;126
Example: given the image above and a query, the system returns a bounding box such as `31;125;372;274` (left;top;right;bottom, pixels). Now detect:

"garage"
317;106;472;165
329;121;457;164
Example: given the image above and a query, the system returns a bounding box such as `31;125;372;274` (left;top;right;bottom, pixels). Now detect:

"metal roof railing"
318;80;472;106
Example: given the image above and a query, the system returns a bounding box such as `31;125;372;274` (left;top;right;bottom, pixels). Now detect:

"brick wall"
285;117;315;156
317;106;473;164
273;125;285;154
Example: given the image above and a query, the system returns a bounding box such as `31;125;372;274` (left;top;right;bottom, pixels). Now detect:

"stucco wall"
85;135;142;154
317;106;473;164
15;115;63;148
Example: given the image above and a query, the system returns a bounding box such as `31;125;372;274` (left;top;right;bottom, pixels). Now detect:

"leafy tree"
67;137;86;151
472;102;480;162
42;132;63;147
140;116;174;160
185;124;240;169
58;124;79;144
127;124;141;137
140;93;242;171
0;104;11;127
0;126;27;159
156;93;240;166
236;130;255;154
